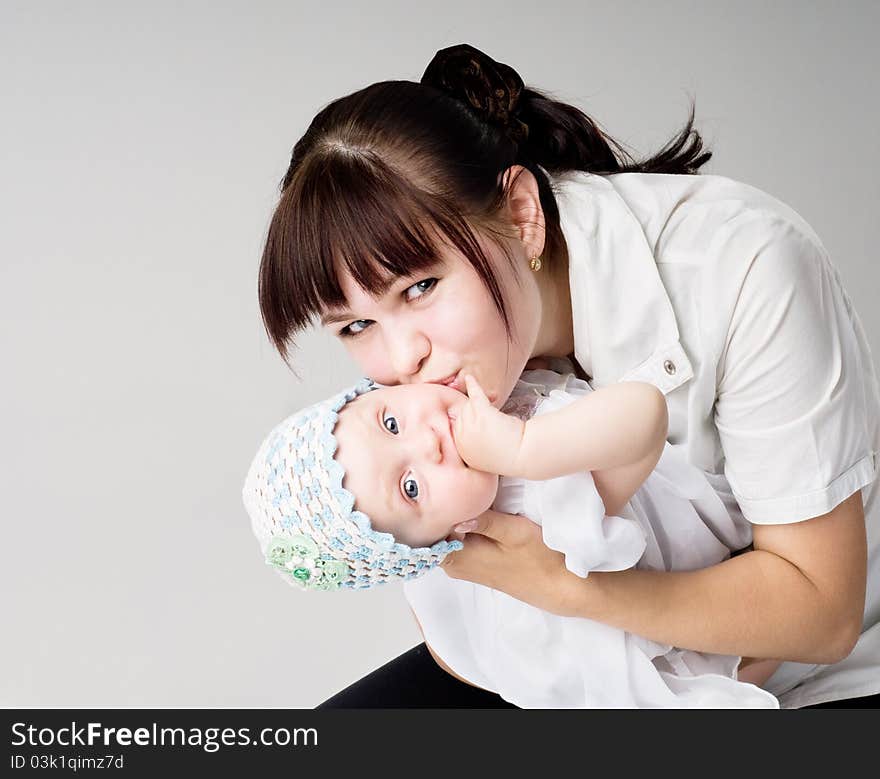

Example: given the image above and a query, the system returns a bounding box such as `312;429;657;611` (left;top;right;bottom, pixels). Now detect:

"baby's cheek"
443;471;497;522
467;472;500;515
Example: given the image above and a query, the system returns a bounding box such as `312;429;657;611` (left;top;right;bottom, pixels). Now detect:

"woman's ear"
501;165;546;261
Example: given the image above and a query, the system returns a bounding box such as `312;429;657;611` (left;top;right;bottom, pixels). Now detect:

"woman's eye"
382;412;399;435
402;471;420;501
339;279;436;336
404;277;437;301
340;319;371;338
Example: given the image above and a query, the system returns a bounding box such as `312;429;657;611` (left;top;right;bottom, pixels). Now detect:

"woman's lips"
438;371;464;393
439;371;497;402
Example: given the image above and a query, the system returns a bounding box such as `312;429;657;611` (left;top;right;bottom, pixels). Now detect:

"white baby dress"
403;368;780;708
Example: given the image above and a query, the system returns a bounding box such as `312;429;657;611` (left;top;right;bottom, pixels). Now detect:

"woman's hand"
442;509;593;617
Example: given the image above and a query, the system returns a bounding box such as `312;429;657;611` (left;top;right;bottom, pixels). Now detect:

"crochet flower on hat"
265;534;349;591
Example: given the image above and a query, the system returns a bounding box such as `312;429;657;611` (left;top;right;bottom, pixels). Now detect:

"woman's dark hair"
260;43;712;363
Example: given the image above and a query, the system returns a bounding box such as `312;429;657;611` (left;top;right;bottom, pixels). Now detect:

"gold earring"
529;254;543;272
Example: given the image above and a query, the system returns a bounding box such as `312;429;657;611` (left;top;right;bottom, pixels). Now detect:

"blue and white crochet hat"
242;378;464;591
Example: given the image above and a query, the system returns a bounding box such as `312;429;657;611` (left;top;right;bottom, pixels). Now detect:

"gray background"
2;0;878;706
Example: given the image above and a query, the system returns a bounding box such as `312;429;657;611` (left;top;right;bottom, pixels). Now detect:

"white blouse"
551;169;879;708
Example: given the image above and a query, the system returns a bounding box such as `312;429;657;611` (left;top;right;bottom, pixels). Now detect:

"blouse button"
663;360;676;376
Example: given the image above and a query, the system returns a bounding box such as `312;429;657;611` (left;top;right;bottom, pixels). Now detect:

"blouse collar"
551;170;694;395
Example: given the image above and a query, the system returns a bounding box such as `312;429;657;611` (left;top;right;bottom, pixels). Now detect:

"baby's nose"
416;425;442;464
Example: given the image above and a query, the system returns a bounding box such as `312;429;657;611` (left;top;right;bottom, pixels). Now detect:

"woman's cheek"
425;296;465;348
495;369;523;410
348;338;388;383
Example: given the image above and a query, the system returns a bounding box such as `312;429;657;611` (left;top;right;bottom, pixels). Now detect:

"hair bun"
421;43;529;143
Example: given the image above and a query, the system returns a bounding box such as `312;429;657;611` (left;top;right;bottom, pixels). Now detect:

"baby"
243;369;663;588
243;365;780;707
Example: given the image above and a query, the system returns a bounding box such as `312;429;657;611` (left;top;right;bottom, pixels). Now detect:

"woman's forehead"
318;273;381;326
336;264;389;301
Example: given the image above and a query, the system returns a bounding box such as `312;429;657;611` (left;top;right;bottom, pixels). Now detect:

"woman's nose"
385;326;430;380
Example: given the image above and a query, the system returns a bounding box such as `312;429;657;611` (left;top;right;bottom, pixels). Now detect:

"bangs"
260;149;512;358
314;153;452;304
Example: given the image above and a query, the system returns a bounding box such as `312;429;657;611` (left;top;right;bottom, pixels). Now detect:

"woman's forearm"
557;485;867;666
443;492;865;668
572;548;856;665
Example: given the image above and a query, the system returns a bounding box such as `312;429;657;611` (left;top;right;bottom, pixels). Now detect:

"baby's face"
334;383;499;548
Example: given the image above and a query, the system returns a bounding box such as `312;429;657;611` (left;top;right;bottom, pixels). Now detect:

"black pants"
316;642;880;709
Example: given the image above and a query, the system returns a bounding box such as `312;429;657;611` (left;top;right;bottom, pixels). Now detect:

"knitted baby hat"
242;378;464;591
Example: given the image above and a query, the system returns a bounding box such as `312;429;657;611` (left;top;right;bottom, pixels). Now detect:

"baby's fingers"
463;374;491;406
451;408;472;443
450;407;477;458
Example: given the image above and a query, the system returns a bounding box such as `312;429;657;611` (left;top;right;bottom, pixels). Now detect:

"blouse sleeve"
714;218;876;524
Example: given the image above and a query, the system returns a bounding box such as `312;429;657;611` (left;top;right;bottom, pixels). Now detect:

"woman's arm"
583;491;866;662
443;490;866;664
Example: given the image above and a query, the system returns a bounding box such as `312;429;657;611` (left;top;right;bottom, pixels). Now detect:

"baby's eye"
404;278;437;301
382;412;399;435
402;471;420;501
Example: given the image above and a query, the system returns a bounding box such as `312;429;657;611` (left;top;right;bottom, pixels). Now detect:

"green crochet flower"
289;535;319;559
265;536;294;568
315;559;348;588
265;534;348;590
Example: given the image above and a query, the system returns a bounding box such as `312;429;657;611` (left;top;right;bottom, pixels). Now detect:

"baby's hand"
451;374;526;476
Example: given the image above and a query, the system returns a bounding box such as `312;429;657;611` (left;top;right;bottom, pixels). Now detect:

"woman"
258;44;879;708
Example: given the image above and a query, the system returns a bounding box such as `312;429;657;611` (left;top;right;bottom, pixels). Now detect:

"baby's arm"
514;381;668;516
453;375;668;517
